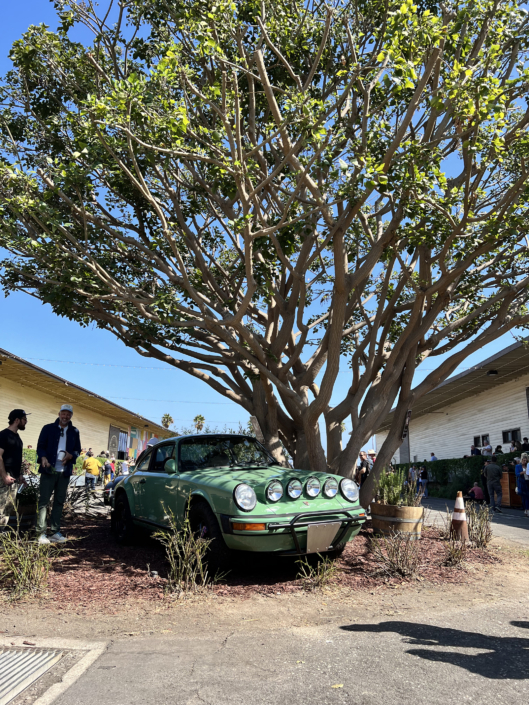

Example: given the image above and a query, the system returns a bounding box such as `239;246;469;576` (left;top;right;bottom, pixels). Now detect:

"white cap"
60;404;73;414
367;449;376;454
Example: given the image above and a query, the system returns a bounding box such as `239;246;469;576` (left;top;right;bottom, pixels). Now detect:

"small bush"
375;469;423;507
443;535;467;568
0;527;58;599
296;554;338;591
153;507;214;595
369;531;421;578
466;502;493;548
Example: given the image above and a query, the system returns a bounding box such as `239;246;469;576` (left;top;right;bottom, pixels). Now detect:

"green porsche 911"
112;434;365;570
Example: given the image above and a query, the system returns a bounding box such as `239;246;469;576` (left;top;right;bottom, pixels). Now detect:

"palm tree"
161;413;174;429
193;414;205;433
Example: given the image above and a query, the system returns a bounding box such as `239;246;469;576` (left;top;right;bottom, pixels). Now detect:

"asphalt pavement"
31;495;529;705
54;602;529;705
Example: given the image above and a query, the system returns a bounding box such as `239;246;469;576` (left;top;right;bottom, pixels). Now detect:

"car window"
136;449;152;473
151;444;175;472
179;436;273;471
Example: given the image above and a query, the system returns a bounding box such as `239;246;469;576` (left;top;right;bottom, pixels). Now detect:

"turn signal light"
232;522;266;531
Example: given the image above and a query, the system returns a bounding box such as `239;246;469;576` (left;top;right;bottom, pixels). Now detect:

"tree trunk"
359;412;408;507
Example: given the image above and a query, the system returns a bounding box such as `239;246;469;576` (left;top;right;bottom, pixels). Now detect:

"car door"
141;442;178;526
127;448;153;518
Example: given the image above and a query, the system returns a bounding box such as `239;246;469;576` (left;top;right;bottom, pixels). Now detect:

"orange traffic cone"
451;491;469;541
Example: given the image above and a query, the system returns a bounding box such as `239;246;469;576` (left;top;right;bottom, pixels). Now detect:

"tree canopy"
2;0;529;503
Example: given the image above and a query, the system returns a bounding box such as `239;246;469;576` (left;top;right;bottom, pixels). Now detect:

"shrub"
375;468;423;507
153;506;214;595
296;554;338;591
466;502;493;548
443;536;467;568
369;531;421;578
0;526;58;599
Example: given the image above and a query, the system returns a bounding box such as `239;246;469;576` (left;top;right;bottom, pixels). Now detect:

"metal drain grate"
0;648;62;705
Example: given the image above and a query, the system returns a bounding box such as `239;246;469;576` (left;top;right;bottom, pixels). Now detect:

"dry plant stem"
0;522;58;599
368;531;421;578
466;502;493;548
296;554;338;591
153;506;216;595
443;535;467;568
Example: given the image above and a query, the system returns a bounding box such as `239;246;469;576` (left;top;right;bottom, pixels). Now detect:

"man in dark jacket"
484;456;503;513
36;404;82;543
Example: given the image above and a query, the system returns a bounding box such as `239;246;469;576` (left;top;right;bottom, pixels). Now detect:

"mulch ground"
42;512;501;606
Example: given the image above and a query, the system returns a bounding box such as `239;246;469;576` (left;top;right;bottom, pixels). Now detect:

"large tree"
2;0;529;504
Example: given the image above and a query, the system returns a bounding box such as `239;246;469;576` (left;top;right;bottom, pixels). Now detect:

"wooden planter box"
369;502;424;540
501;472;522;508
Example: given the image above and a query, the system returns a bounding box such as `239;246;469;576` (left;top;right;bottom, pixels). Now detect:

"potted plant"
370;469;424;540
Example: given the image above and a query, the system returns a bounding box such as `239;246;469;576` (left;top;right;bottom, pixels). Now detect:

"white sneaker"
37;534;50;544
49;532;67;543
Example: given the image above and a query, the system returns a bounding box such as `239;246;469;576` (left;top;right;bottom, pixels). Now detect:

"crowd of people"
0;405;133;544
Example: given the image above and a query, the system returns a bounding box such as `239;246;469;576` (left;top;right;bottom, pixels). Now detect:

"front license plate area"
306;522;342;553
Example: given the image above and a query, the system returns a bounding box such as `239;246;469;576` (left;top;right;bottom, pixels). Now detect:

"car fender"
112;478;135;513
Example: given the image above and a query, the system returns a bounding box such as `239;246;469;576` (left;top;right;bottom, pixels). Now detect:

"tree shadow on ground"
341;621;529;679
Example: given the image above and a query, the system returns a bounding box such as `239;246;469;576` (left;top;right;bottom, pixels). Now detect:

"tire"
189;501;232;575
327;542;347;559
113;494;136;544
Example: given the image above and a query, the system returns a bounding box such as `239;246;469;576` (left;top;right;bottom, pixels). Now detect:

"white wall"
0;375;124;453
376;373;529;462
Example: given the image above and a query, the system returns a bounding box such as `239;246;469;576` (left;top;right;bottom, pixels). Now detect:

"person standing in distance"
36;404;81;543
0;409;30;525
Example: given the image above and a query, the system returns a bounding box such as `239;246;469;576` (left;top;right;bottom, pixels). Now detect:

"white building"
375;340;529;463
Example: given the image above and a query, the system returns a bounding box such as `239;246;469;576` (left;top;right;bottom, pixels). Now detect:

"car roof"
159;433;253;443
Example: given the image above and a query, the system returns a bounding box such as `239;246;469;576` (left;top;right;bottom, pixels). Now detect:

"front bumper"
220;509;365;555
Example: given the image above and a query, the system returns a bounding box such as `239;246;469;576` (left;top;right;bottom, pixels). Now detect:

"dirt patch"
0;512;502;608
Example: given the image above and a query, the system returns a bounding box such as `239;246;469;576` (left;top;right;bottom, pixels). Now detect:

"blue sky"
0;2;521;446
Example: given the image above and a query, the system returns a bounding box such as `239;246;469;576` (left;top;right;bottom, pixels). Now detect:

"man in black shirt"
0;409;29;524
522;437;529;452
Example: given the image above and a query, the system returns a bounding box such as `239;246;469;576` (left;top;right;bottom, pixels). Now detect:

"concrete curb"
0;637;109;705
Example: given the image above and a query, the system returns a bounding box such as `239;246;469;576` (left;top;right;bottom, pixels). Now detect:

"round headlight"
323;477;339;498
287;478;303;499
306;477;321;498
340;478;359;503
234;483;257;511
267;480;283;502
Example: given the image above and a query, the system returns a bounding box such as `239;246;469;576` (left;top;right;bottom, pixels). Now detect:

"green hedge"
394;452;520;500
22;449;124;476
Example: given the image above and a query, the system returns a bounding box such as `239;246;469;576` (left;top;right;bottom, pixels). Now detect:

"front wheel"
189;501;232;576
113;494;135;544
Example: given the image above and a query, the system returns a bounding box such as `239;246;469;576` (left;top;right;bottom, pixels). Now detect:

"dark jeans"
487;480;503;509
36;471;70;535
85;475;97;490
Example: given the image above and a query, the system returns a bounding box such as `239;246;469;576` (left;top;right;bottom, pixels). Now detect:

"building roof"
0;346;172;437
376;339;529;433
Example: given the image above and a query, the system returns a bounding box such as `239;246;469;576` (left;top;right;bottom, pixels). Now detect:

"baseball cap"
60;404;74;414
8;409;30;423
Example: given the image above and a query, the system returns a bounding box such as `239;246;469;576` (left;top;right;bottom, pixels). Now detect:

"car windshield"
179;436;274;471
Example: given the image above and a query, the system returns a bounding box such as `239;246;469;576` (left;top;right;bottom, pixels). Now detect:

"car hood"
186;464;358;514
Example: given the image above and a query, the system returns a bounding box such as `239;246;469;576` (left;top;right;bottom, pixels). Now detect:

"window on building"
473;434;489;447
502;428;521;444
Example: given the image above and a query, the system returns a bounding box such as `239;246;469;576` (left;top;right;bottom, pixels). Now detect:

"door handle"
139;478;146;484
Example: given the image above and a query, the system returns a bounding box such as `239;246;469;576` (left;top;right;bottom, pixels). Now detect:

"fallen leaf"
23;641;36;646
296;660;305;664
331;684;344;688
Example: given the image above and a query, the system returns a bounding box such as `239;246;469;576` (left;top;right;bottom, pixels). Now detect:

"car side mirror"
164;458;177;474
